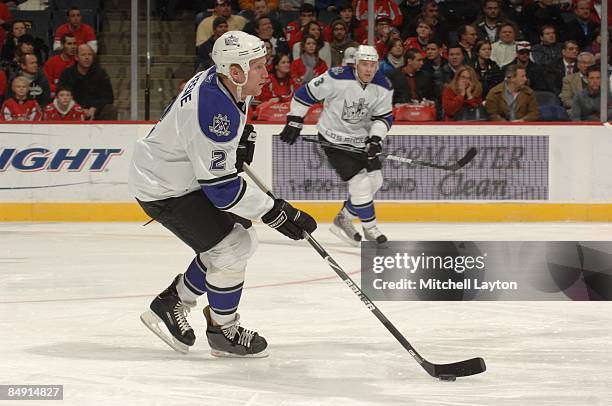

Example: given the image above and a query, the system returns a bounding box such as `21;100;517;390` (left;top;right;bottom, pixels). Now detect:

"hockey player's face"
241;56;269;96
356;60;378;83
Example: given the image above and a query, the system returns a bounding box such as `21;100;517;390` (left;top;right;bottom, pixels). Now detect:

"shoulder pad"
371;70;393;90
328;66;354;80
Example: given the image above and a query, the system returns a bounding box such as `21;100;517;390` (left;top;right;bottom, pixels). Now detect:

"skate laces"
337;211;358;233
173;302;193;334
222;315;256;348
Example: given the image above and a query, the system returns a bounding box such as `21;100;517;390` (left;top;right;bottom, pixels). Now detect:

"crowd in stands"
192;0;612;122
0;1;116;121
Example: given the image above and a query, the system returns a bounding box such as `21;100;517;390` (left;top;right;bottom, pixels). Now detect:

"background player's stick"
302;138;477;171
242;163;486;381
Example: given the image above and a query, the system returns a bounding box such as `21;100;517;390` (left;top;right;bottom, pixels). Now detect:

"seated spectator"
491;23;517;68
240;0;278;13
473;0;515;43
255;15;289;57
547;40;580;96
43;86;85;121
1;20;47;65
520;0;563;44
196;0;247;46
400;0;424;26
353;0;403;29
441;44;465;86
403;0;449;46
587;28;601;61
502;41;552;92
457;24;478;65
570;65;612;121
290;35;328;86
379;38;405;74
531;25;563;67
292;21;331;67
366;14;393;61
403;19;432;58
561;0;598;50
43;34;77;96
561;51;595;110
1;76;41;121
242;0;283;38
53;6;97;53
385;48;434;105
262;39;274;71
285;3;318;49
257;53;297;103
329;19;358;67
442;66;483;121
7;53;50;108
323;2;366;44
472;40;503;97
196;17;228;72
58;44;117;120
485;64;539;121
422;40;447;100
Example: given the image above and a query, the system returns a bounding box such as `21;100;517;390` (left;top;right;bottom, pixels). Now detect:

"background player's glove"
279;116;304;145
365;136;383;159
261;199;317;240
235;124;257;172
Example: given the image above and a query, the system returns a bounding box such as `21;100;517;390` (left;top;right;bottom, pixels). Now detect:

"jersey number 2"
210;150;226;170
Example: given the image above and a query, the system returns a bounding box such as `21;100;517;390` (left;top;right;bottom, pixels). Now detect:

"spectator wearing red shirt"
290;35;328;86
442;66;483;121
0;2;13;54
1;76;42;121
257;53;297;103
362;14;393;61
285;3;319;49
53;7;97;53
43;86;85;121
353;0;402;28
403;19;432;58
44;34;77;96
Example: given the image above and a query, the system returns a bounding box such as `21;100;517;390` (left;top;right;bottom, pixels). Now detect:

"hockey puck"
438;374;457;382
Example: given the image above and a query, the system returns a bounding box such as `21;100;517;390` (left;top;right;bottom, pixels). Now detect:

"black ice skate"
203;306;268;358
140;274;196;354
363;225;388;245
330;209;362;247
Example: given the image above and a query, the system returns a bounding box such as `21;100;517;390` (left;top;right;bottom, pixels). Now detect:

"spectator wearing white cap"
502;41;552;92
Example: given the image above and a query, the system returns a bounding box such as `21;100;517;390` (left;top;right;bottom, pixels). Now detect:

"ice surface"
1;222;611;405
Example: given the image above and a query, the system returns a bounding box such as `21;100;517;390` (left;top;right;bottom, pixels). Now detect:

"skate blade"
210;348;270;358
140;310;190;354
329;224;361;247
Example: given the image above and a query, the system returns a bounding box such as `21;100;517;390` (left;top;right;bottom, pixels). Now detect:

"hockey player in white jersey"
129;31;317;357
279;45;393;246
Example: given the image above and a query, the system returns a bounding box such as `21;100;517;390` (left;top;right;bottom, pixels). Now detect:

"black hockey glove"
279;115;304;145
261;199;317;240
235;124;257;172
365;136;383;159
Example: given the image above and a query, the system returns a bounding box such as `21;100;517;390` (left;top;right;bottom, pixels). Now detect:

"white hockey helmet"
212;31;267;90
354;45;379;64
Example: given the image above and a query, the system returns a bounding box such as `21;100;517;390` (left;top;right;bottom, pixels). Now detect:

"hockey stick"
302;138;478;171
242;163;486;380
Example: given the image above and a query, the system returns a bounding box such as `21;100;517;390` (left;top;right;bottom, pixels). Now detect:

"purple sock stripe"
184;257;207;295
348;200;375;222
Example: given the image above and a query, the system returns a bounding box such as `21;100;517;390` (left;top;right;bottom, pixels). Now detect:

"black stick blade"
451;147;478;171
423;357;487;378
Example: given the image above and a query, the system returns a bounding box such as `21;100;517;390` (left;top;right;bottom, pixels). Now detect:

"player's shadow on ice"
24;340;427;403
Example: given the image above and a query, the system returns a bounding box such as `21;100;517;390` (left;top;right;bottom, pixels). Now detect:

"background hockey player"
279;45;393;246
129;31;317;357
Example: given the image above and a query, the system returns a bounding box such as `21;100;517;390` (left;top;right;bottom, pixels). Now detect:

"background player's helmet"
212;31;267;92
354;45;379;64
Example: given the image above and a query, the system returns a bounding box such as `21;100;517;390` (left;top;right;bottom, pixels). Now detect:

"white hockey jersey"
289;66;394;147
128;66;274;220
